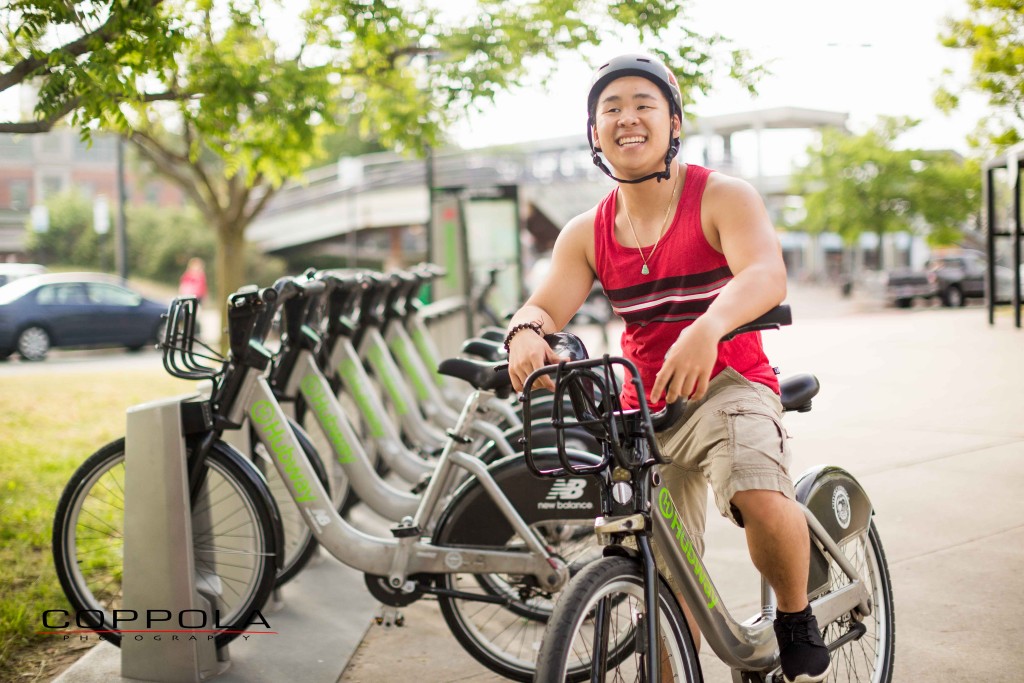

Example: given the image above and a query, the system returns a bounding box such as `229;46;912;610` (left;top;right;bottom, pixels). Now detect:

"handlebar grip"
650;399;685;433
720;304;792;341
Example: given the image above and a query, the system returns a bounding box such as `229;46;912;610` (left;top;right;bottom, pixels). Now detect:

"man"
504;54;830;683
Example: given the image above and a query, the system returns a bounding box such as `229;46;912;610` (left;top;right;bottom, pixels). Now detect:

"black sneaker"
773;606;831;683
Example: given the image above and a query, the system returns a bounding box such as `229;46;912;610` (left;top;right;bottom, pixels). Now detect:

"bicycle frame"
358;325;516;458
359;325;448;448
384;320;515;446
283;348;421;520
385;318;463;426
596;478;873;675
323;331;434;483
233;363;569;591
405;309;472;410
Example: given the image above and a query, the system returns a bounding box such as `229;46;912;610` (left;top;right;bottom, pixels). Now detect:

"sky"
448;0;989;164
1;0;988;169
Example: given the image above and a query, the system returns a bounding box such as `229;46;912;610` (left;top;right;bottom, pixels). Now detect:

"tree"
791;117;980;272
0;0;182;134
4;0;764;339
938;1;1024;149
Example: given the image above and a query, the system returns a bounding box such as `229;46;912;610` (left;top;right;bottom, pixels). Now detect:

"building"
0;130;187;261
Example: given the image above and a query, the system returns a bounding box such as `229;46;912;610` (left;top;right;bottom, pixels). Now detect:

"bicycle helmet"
586;54;682;184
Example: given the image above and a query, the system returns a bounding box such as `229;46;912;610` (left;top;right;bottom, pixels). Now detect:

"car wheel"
943;286;964;308
894;298;912;308
17;326;51;361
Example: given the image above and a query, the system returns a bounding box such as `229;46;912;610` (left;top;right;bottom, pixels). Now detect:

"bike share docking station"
120;394;229;682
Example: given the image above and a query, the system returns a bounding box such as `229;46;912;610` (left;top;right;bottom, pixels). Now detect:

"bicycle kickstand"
373;605;406;628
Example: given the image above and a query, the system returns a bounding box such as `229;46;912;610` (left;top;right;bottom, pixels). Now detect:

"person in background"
179;257;208;302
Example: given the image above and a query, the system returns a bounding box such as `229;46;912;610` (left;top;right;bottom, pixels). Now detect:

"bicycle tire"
52;438;279;648
817;520;895;683
535;555;702;683
250;417;331;587
434;523;600;681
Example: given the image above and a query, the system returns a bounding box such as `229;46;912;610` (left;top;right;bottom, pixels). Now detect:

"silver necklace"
620;173;680;275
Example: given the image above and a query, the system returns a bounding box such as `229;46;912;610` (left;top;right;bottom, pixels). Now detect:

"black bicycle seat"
780;373;819;412
437;357;512;395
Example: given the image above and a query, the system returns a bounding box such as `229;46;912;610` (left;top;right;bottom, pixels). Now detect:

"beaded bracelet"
503;321;544;353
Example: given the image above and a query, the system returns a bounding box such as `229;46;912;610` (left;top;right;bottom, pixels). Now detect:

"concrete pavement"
340;290;1024;682
49;285;1024;682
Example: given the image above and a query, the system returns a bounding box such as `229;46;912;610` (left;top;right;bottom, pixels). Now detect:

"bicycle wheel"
535;555;702;683
435;521;602;682
250;417;331;587
52;438;279;648
818;520;895;683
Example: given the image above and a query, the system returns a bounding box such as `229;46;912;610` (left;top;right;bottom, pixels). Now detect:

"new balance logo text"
537;479;593;511
546;479;587;501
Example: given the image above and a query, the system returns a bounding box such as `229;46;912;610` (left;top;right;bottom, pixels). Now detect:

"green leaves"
939;0;1024;150
4;0;763;335
792;118;981;249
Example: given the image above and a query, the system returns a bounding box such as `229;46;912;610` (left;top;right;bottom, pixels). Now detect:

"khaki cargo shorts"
653;366;795;566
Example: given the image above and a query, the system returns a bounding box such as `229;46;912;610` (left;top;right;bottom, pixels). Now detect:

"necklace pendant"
641;264;650;275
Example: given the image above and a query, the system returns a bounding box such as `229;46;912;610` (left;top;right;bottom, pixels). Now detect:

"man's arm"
650;174;787;403
506;213;596;392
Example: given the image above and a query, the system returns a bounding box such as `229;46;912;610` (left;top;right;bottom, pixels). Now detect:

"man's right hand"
507;330;567;393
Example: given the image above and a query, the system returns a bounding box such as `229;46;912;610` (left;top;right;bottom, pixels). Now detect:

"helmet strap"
588;119;680;185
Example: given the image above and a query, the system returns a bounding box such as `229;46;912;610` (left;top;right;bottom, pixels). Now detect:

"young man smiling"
504;54;831;683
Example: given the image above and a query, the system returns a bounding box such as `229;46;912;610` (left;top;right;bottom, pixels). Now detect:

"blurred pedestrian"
179;257;208;302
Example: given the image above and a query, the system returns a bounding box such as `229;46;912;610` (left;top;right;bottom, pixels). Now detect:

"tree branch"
0;97;80;133
0;91;190;134
128;129;213;217
0;0;165;93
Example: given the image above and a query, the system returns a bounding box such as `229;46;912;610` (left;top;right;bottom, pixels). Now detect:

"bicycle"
303;269;600;505
52;289;294;648
527;305;894;682
53;278;604;680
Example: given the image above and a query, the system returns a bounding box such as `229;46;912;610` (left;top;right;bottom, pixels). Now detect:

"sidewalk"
341;291;1024;682
51;285;1024;682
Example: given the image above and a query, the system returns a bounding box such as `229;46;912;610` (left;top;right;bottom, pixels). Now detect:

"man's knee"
730;488;792;526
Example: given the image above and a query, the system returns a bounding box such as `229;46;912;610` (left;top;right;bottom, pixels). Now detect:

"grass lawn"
0;366;192;682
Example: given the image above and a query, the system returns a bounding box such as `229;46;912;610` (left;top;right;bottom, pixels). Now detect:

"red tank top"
593;164;779;409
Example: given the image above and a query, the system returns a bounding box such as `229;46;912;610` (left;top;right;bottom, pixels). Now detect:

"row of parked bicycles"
51;264;894;682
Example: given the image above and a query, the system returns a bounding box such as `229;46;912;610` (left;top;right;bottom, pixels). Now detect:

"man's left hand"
650;322;720;403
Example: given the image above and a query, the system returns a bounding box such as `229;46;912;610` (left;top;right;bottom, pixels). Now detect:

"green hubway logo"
339;359;386;438
657;487;719;609
249;400;317;502
299;375;355;463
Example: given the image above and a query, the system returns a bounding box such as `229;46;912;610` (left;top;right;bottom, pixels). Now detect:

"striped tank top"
593;164;779;409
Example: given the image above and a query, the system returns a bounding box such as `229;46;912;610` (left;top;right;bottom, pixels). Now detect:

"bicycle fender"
794;465;872;598
432;451;603;547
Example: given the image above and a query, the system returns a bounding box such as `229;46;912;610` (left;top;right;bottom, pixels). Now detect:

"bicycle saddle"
461;337;506;362
437;357;512;395
780;373;819;412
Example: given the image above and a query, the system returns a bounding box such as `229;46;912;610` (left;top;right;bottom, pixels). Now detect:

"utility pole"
115;135;129;282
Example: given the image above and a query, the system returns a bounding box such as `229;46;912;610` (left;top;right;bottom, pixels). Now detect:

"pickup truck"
885;250;1020;307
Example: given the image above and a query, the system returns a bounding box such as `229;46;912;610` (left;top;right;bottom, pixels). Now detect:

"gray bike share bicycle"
526;306;894;682
54;276;610;680
51;287;293;649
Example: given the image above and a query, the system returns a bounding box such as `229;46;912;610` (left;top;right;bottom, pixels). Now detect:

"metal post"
121;397;225;681
425;143;435;285
986;165;996;326
116;136;129;283
1014;156;1022;328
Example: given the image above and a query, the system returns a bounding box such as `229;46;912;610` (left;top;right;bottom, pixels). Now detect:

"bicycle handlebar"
522;305;792;479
